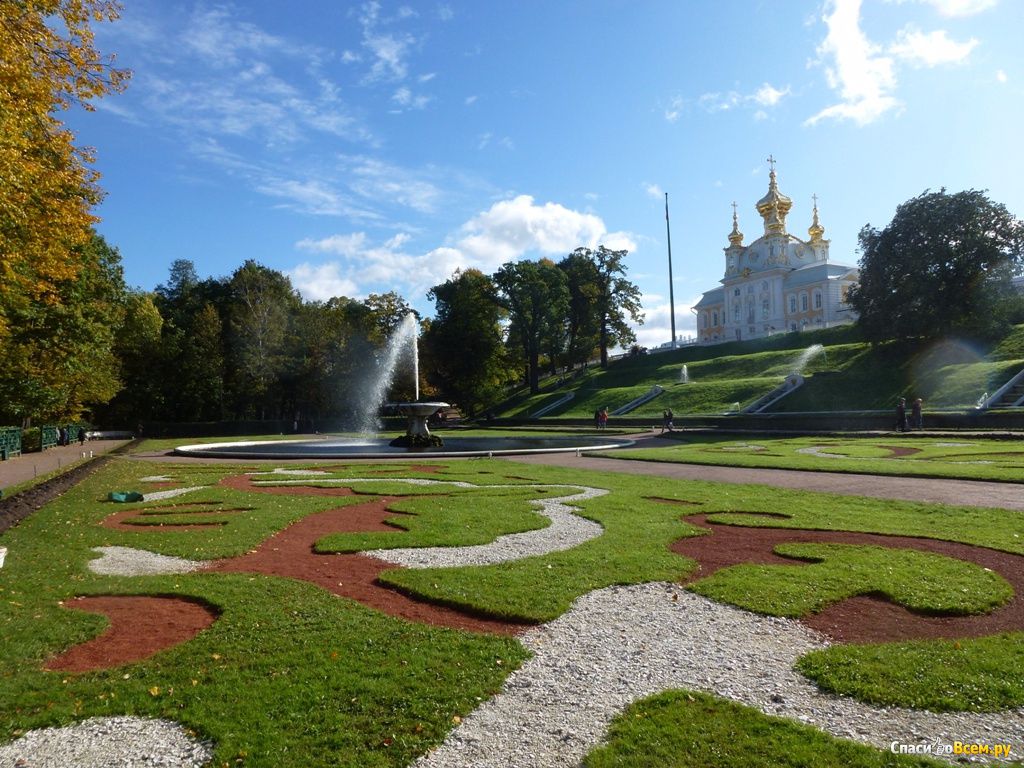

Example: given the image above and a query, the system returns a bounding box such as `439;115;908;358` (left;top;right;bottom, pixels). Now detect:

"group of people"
895;397;924;432
661;408;675;433
593;408;609;429
56;427;87;446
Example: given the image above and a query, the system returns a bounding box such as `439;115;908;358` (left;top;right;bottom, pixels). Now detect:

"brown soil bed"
47;595;219;672
674;513;1024;643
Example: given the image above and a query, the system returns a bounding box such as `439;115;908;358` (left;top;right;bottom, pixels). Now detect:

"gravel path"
0;716;212;767
415;583;1023;767
245;476;608;568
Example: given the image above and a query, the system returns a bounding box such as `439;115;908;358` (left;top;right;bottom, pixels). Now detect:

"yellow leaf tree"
0;1;130;423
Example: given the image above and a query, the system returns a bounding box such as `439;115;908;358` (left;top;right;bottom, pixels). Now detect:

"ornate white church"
693;160;859;344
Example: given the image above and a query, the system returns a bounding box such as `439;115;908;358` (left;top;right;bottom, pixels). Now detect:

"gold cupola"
727;201;744;246
808;193;825;243
756;156;792;235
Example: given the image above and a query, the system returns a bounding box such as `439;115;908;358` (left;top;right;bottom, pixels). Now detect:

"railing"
611;385;665;416
978;368;1024;410
741;374;805;414
0;427;21;460
531;392;575;418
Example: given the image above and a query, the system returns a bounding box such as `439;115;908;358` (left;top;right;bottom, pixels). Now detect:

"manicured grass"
688;543;1012;618
797;633;1024;712
603;434;1024;483
582;690;940;767
2;453;1022;765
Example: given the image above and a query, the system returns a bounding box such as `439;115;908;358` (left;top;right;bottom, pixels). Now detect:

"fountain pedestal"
389;402;449;448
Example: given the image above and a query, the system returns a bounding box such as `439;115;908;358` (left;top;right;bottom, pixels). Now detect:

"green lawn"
601;434;1024;483
1;454;1021;765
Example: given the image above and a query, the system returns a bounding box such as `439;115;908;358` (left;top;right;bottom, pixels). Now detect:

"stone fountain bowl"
173;434;634;460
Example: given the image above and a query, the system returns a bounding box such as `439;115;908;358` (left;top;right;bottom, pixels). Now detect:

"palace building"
692;161;858;345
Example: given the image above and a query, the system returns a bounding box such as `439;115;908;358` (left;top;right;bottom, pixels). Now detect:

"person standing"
661;409;674;433
911;398;923;430
896;397;908;432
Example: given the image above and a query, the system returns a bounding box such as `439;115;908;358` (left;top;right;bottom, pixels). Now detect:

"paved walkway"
508;438;1024;512
0;440;131;494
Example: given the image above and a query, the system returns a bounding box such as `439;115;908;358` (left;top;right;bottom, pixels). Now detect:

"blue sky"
69;0;1022;348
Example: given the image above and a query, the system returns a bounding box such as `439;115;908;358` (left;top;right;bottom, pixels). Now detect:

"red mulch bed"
674;513;1024;643
51;471;1024;672
47;595;218;672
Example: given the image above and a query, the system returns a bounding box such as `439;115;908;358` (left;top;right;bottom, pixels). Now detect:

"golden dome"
756;160;792;234
808;193;825;243
728;201;744;246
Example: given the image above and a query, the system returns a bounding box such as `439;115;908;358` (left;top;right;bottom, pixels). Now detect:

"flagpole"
665;192;677;348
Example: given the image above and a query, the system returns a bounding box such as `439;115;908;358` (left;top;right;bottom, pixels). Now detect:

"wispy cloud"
806;0;900;126
889;27;978;66
357;1;417;82
668;82;790;122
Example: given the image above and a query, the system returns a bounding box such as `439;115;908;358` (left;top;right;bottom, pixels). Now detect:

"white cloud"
287;196;638;301
664;95;686;123
630;295;700;350
295;233;369;256
287;262;360;301
644;183;664;199
685;82;790;118
806;0;901;126
341;156;441;213
457;195;625;269
289;233;467;301
890;27;978;66
753;83;791;106
358;1;416;82
465;95;479;106
996;69;1008;83
257;178;380;219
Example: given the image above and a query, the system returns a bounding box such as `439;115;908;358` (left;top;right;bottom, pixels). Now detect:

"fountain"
792;344;824;375
679;365;689;384
175;313;633;459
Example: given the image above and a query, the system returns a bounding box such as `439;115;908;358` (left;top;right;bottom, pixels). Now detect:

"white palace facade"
693;162;859;345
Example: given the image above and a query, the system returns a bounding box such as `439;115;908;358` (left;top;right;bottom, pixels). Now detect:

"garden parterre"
0;452;1022;766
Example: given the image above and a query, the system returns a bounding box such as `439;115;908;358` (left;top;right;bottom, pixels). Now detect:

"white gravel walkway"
415;583;1023;767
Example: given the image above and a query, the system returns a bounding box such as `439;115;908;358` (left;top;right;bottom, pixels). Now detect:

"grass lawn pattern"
1;450;1022;765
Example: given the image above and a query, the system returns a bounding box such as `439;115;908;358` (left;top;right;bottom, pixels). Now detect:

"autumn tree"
0;1;129;348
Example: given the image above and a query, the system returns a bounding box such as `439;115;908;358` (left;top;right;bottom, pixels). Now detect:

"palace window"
814;291;822;309
801;293;808;312
713;311;719;326
788;295;796;314
762;299;770;318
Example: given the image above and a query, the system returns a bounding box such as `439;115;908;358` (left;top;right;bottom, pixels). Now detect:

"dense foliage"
0;1;129;424
849;189;1024;342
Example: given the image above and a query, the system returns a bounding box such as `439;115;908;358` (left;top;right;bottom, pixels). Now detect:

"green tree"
590;245;644;367
849;189;1024;342
558;249;602;368
97;291;164;424
0;232;127;423
422;269;512;416
493;259;569;393
226;261;300;419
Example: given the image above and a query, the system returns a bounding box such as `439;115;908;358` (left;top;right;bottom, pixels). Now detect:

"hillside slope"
490;326;1024;418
